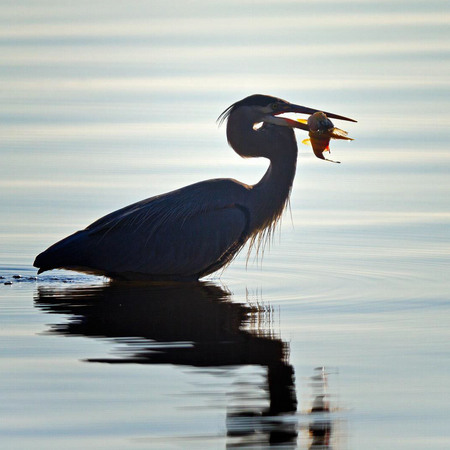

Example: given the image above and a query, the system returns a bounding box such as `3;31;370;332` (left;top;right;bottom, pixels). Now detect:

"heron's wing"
87;205;247;277
35;179;251;279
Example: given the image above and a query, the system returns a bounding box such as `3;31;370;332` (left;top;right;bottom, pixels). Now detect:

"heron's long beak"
266;103;357;131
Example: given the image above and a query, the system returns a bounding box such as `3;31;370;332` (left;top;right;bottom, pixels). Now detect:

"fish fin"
329;127;354;140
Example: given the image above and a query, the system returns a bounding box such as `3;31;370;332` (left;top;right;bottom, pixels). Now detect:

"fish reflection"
308;367;334;448
35;281;298;447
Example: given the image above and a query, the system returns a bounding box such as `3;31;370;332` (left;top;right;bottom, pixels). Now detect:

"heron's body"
34;95;354;281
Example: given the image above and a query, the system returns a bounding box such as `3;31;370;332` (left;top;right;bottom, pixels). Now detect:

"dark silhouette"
34;94;355;281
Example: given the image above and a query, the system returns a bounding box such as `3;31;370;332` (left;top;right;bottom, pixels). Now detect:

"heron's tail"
33;230;89;273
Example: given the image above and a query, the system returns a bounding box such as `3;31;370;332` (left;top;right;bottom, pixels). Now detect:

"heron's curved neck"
226;108;298;232
250;143;297;231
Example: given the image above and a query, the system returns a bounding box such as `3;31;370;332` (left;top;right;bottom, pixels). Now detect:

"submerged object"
299;111;353;163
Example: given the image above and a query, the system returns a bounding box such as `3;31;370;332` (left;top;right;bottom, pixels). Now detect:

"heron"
34;94;355;281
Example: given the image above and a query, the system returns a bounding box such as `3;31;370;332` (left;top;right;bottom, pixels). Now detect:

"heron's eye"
271;103;279;111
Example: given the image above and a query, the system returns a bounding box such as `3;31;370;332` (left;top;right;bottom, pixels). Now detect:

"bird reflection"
35;281;298;447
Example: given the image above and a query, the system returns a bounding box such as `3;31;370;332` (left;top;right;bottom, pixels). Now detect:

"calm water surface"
1;1;450;448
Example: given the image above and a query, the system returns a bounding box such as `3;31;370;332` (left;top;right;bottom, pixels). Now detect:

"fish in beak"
302;112;354;164
266;103;356;163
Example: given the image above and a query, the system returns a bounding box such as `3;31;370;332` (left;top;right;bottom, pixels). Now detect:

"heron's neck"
250;137;298;232
226;109;298;232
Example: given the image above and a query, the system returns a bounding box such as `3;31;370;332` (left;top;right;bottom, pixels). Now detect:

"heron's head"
218;94;356;132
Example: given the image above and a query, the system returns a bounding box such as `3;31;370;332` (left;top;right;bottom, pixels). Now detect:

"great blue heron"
34;94;355;281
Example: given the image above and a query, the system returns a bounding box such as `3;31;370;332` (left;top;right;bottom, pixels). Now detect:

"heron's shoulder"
155;178;251;216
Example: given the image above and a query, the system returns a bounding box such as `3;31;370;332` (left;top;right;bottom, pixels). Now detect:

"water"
1;1;450;448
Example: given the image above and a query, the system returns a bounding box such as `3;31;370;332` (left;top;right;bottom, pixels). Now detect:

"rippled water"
1;1;450;448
